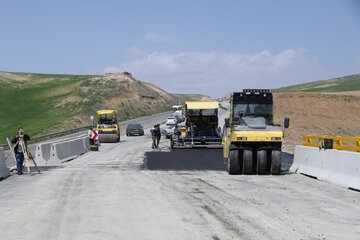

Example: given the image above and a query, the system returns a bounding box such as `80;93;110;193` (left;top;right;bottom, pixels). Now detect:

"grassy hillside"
275;73;360;92
0;72;203;143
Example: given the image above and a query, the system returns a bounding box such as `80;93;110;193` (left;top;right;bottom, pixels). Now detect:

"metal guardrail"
0;125;93;149
302;135;360;152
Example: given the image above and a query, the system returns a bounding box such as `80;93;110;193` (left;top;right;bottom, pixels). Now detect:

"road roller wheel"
243;150;253;174
228;150;240;175
271;150;281;175
257;150;267;175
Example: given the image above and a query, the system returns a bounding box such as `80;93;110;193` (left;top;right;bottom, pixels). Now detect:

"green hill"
0;71;203;143
275;73;360;92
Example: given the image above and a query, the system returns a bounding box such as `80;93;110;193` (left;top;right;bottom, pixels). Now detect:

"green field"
275;73;360;92
0;73;90;140
0;72;202;144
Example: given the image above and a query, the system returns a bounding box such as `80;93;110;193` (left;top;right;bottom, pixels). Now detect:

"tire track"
156;172;322;239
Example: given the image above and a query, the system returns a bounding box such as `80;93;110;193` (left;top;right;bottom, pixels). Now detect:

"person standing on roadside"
88;128;95;145
150;125;157;149
11;127;31;175
155;124;161;148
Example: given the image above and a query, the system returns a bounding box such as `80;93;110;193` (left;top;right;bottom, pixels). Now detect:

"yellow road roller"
223;89;289;175
96;110;120;143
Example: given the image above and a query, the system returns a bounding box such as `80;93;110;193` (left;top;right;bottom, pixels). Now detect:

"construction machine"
96;110;120;143
223;89;289;175
170;101;222;148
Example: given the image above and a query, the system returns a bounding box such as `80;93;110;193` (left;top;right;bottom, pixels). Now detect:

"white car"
161;124;176;138
166;116;178;125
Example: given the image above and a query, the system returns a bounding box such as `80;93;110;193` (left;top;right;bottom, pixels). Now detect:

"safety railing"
302;135;360;152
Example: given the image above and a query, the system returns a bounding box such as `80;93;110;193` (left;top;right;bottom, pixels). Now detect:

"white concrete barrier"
0;147;10;179
35;136;90;166
49;137;89;164
83;137;90;152
35;142;52;166
291;145;360;190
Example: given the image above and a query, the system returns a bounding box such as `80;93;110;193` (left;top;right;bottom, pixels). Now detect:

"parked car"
126;124;144;136
166;115;179;125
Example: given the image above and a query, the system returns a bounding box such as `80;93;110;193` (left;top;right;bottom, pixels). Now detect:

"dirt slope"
274;92;360;152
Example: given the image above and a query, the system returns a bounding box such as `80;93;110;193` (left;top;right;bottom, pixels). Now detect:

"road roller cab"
223;89;289;175
96;110;120;143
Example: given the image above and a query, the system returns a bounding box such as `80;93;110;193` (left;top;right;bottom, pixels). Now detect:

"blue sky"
1;0;359;97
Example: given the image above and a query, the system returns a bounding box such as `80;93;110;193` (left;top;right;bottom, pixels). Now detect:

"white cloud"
141;33;176;44
105;48;319;97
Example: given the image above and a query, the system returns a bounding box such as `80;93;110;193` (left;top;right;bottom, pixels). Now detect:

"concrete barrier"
83;137;90;152
35;136;89;166
35;142;52;166
291;145;360;190
49;137;89;164
0;147;10;179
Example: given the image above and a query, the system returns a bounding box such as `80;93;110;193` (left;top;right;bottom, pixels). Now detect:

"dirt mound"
85;72;176;120
91;72;136;85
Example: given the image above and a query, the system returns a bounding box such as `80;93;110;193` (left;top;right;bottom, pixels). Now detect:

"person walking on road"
155;124;161;148
11;127;31;175
150;125;157;149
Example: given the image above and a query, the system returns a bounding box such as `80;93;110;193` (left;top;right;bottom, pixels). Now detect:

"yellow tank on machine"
223;89;289;175
96;110;120;143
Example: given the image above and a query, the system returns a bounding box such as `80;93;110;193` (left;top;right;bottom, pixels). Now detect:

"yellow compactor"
96;110;120;143
223;89;289;175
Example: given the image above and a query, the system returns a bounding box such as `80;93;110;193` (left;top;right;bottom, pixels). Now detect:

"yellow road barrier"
302;135;360;152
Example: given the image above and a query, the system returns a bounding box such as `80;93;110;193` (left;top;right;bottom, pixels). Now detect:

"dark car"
126;124;144;136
